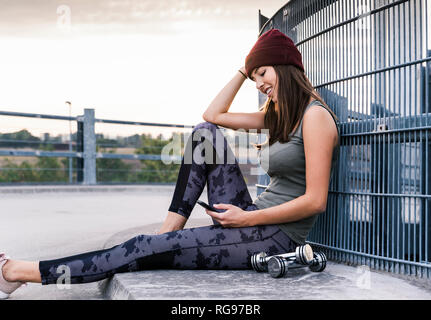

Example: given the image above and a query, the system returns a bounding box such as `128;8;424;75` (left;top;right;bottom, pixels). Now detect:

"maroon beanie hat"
245;29;304;79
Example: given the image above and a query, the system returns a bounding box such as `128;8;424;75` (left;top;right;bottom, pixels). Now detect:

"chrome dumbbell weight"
308;251;327;272
267;250;327;278
267;256;290;278
251;244;314;272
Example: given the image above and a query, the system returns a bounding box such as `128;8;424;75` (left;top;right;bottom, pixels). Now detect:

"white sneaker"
0;253;27;299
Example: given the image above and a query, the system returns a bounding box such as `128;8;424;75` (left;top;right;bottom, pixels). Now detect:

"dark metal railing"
0;109;261;185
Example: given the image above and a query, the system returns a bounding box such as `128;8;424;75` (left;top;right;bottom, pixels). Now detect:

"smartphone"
196;200;218;212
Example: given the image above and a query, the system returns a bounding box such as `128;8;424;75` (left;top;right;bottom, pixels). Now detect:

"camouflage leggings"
39;122;297;285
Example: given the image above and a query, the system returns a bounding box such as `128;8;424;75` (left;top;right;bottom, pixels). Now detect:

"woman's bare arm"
202;67;265;133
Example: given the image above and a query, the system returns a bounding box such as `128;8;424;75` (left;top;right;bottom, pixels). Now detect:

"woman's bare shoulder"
302;104;339;147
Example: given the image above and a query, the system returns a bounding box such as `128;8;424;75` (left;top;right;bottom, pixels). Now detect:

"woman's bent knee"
193;121;219;132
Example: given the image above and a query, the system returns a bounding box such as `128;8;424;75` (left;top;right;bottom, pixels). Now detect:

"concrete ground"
0;184;214;300
1;185;430;300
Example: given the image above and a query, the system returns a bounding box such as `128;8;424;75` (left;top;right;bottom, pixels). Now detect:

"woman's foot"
157;211;187;234
0;254;27;299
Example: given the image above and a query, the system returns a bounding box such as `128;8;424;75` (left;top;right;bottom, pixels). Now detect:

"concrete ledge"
100;264;431;300
99;221;431;300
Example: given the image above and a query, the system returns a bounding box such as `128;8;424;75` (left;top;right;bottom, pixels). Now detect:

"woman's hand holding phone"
197;200;253;228
196;200;218;212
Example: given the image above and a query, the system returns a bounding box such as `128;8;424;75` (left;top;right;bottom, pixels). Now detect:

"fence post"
83;108;96;185
76;119;84;183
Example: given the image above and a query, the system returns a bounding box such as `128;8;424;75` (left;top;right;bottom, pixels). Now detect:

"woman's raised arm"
202;67;265;133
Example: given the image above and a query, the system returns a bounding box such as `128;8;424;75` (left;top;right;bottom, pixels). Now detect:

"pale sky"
0;0;287;138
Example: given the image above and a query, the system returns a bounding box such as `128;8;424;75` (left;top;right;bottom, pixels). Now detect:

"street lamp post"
65;101;72;184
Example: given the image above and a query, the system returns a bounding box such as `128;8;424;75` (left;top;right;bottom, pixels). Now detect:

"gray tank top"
253;100;340;245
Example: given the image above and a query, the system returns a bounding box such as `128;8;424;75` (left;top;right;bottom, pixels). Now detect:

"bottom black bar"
1;300;428;318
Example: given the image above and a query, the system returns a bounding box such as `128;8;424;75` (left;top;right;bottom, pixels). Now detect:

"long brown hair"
252;65;338;150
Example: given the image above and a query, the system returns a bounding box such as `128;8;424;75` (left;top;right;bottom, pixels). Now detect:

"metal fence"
0;110;190;184
257;0;430;278
0;110;261;186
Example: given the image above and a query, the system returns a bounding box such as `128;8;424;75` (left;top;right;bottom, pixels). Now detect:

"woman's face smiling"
251;66;279;105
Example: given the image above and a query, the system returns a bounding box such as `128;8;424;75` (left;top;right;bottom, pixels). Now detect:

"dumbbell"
250;244;314;272
267;251;327;278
